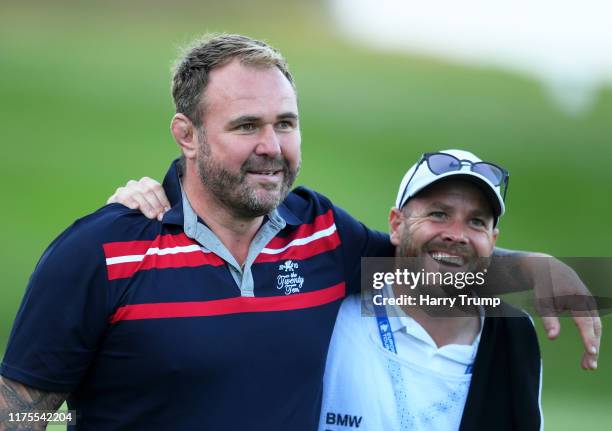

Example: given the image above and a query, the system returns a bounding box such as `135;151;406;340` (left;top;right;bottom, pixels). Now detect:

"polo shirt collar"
160;159;184;226
277;201;302;226
383;284;485;348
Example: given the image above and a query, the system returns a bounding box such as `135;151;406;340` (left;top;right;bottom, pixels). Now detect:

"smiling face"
389;178;499;276
194;59;301;218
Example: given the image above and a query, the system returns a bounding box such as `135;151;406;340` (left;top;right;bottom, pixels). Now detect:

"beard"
396;235;490;297
397;234;486;272
196;135;299;218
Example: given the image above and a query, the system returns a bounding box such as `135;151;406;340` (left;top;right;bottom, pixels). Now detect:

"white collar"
383;284;485;350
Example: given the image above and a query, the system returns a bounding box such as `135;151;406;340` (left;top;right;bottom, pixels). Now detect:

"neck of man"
392;284;481;348
183;173;264;267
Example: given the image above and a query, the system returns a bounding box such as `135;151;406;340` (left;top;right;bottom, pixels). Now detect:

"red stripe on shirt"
106;251;225;280
264;209;335;249
103;210;340;280
103;233;197;258
108;282;346;323
254;231;341;263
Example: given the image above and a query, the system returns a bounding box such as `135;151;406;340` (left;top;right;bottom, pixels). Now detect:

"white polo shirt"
319;294;484;431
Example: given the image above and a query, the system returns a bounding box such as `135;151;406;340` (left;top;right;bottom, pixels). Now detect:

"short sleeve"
0;219;110;392
333;204;394;295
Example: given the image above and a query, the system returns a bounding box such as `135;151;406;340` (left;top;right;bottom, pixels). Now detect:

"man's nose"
441;219;469;244
255;124;281;157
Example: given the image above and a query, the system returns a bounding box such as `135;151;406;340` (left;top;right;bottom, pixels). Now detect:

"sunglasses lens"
428;153;460;174
472;163;503;185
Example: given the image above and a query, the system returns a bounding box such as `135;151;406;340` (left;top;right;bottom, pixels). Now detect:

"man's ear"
490;227;499;249
171;114;198;160
389;207;404;246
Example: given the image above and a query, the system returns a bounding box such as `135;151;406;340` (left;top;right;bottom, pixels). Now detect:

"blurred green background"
1;1;610;429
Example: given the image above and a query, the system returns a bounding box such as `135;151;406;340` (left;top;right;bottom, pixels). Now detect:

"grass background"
1;1;610;428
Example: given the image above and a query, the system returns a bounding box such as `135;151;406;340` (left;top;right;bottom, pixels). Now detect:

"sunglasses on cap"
398;152;510;208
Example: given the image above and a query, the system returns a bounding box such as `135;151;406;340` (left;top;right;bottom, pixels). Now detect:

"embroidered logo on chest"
277;260;305;295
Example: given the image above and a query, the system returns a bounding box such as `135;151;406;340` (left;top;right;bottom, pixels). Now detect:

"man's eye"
470;218;486;227
429;211;447;219
276;121;294;130
237;123;256;132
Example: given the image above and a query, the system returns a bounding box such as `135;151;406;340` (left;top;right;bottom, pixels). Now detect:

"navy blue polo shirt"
1;160;393;431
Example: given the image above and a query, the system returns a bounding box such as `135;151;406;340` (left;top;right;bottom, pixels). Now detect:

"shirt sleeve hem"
0;361;75;393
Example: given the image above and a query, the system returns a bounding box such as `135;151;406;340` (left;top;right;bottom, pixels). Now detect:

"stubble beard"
396;234;485;298
196;136;299;218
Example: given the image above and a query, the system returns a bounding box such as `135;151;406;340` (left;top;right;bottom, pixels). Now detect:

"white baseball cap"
395;149;507;221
